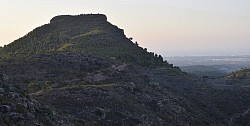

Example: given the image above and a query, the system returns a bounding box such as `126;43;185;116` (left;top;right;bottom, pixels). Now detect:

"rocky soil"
0;73;94;126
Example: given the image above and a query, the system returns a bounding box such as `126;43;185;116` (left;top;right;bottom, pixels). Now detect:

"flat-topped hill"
1;14;168;66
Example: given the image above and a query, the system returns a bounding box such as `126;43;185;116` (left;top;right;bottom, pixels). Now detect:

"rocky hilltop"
2;14;124;54
1;14;166;67
50;14;108;24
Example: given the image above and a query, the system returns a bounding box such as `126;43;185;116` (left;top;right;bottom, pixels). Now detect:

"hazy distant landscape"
166;56;250;67
165;56;250;77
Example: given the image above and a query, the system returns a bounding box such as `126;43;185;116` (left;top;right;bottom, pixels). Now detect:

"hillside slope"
0;74;93;126
225;68;250;87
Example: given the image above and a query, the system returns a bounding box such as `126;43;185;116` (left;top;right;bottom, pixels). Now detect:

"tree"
135;41;139;46
169;64;173;68
158;55;163;62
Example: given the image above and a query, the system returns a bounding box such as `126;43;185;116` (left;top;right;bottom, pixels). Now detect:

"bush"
28;83;40;92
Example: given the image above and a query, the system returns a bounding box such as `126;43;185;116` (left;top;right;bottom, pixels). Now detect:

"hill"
225;68;250;87
227;69;250;80
1;14;167;67
1;14;250;125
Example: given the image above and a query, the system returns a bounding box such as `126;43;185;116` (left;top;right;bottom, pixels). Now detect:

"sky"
0;0;250;56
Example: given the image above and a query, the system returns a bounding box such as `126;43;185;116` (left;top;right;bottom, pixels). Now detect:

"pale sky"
0;0;250;56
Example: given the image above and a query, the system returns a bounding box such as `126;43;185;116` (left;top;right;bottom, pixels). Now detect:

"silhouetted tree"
169;64;173;68
135;41;139;46
158;55;163;62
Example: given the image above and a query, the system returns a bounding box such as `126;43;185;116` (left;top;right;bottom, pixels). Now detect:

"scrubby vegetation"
227;69;250;79
0;74;93;126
